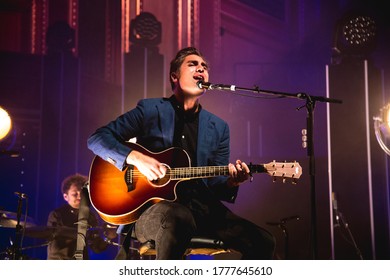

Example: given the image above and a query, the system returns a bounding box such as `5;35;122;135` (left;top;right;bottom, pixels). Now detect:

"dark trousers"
118;200;275;260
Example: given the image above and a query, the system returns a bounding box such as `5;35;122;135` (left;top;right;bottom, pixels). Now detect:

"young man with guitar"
87;47;277;259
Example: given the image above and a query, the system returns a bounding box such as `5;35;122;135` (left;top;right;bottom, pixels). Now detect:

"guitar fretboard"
169;166;230;179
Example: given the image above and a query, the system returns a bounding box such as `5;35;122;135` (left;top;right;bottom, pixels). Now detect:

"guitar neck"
170;166;228;180
169;164;266;180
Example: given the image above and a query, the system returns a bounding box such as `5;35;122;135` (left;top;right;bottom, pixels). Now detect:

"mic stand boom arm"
208;82;342;104
209;83;342;259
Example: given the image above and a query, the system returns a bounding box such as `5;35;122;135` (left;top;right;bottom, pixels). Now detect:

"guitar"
88;142;302;225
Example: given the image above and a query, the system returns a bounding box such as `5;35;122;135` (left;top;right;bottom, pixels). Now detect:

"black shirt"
170;95;201;165
169;96;217;225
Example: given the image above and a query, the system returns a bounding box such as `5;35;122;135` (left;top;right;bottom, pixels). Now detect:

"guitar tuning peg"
273;176;277;182
292;179;297;185
282;178;286;183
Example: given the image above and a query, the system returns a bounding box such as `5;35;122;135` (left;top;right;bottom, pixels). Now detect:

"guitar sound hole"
150;164;171;187
150;175;170;187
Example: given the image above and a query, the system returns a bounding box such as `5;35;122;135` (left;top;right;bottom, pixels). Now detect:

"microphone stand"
266;215;300;259
338;211;363;259
206;83;342;259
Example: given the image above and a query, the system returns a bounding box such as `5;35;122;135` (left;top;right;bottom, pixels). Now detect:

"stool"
139;237;241;259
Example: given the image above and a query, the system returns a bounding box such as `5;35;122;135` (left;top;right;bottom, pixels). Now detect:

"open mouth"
194;75;205;82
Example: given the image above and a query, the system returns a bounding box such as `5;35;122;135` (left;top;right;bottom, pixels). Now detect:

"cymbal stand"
9;192;28;259
1;242;50;260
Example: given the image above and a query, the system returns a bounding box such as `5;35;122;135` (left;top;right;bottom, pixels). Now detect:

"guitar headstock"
264;161;302;184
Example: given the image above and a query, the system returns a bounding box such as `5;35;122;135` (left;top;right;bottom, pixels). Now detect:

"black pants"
123;200;275;260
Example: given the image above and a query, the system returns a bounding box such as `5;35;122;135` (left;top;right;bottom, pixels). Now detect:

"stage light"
373;104;390;156
0;107;12;141
129;12;161;47
332;13;377;63
343;16;376;47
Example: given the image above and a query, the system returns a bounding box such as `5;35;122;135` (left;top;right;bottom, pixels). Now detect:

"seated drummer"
47;173;108;260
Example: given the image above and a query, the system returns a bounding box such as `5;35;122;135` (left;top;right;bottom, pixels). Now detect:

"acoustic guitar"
88;142;302;225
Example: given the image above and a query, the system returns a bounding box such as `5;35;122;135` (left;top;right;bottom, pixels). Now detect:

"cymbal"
0;210;36;228
25;226;77;240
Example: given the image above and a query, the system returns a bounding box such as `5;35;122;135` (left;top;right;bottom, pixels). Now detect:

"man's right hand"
126;150;167;181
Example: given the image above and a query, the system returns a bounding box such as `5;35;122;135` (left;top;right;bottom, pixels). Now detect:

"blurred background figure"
46;173;110;260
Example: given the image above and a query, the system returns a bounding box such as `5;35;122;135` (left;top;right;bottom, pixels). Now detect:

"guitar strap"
73;182;90;260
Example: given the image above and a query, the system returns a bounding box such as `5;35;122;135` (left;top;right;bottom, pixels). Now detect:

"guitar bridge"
125;165;135;192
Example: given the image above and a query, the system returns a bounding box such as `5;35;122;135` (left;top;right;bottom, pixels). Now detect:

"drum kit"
0;193;119;260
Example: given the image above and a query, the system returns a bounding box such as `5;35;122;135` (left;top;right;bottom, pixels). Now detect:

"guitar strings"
128;166;230;178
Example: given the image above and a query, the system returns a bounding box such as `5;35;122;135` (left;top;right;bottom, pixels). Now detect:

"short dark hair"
61;173;88;194
169;47;208;90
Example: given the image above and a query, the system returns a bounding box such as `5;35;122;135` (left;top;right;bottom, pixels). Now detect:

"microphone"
196;80;237;91
14;192;28;199
332;192;340;227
